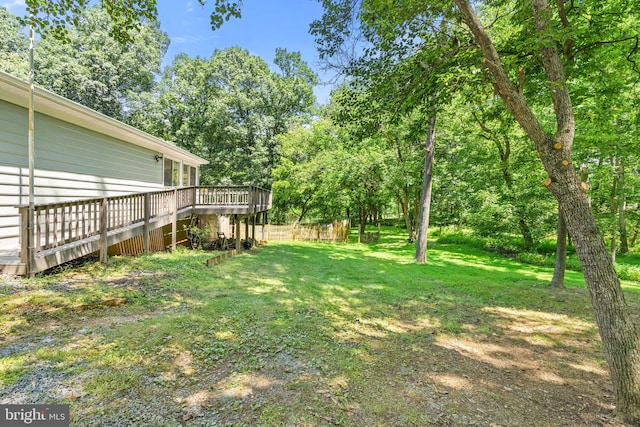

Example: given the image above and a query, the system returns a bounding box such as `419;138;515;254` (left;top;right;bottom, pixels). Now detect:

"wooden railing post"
248;186;254;213
143;193;150;254
99;197;108;264
192;186;197;211
171;188;177;250
19;206;35;277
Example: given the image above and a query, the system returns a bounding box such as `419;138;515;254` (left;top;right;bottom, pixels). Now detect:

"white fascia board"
0;71;208;166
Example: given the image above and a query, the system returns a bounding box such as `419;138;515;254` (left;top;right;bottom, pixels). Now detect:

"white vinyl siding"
0;99;164;250
0;70;207;253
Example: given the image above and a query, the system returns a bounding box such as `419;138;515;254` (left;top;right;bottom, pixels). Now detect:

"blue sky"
156;0;334;103
2;0;335;104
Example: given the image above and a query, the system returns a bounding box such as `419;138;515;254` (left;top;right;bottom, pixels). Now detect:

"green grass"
436;228;640;282
1;228;639;425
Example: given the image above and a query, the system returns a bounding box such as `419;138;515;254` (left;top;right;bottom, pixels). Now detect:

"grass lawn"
1;227;639;426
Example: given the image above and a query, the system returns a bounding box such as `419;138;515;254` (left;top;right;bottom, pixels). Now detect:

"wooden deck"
2;186;271;276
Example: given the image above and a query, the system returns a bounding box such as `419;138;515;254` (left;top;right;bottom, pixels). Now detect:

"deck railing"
19;185;271;275
33;198;103;251
196;186;271;211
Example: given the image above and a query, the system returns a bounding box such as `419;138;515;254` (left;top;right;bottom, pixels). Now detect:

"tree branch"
573;35;640;73
555;0;574;60
532;0;575;148
454;0;549;146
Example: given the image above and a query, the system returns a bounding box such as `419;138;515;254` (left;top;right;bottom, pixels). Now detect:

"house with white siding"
0;70;208;257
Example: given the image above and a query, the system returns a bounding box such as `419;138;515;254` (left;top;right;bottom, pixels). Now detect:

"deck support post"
99;197;108;264
244;217;249;247
143;193;150;254
235;214;241;251
251;214;256;246
171;188;177;250
262;211;267;242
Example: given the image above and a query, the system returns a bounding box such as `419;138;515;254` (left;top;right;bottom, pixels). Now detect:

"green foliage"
0;6;29;78
437;230;640;283
272;118;348;222
35;6;168;119
272;115;391;224
202;0;243;30
436;231;486;249
128;47;317;188
615;263;640;282
183;223;211;250
21;0;158;44
0;6;168;120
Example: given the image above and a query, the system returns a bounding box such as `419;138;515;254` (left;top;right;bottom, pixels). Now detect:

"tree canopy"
126;47;317;187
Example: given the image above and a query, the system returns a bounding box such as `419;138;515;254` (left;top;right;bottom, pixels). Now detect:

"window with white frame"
165;158;197;187
163;158;180;187
182;164;197;186
189;165;196;186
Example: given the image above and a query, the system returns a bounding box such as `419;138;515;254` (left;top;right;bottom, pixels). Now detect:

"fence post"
143;193;150;254
192;186;197;210
99;197;108;264
171;188;177;250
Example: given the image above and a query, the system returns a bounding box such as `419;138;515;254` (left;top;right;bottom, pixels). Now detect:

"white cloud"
171;34;218;44
2;0;26;12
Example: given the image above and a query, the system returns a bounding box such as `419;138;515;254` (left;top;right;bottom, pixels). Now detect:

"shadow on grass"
2;234;634;426
142;241;616;424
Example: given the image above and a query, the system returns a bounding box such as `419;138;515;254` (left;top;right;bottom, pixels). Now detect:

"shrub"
436;232;485;248
615;263;640;282
516;252;549;267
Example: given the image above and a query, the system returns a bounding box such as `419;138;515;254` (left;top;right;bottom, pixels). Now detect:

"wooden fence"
266;221;350;242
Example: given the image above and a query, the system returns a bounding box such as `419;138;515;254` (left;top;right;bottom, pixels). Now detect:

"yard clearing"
1;230;639;426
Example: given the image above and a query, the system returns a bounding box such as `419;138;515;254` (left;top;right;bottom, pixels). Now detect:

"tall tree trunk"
618;160;629;254
414;113;436;263
456;0;640;421
549;207;566;288
358;205;368;244
398;190;414;238
550;164;587;287
412;187;421;233
610;166;619;263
